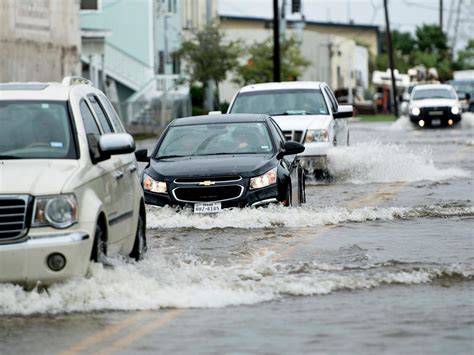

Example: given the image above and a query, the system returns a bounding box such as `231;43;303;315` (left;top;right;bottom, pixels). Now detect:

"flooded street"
1;116;473;354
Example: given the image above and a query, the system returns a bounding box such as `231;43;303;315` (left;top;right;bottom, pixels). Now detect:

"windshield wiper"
155;155;188;160
270;111;313;116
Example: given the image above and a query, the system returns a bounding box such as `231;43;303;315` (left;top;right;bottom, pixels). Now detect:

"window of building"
81;0;100;11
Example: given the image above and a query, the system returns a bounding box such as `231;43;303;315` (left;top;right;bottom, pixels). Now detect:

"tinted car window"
156;122;274;158
80;101;100;135
0;101;77;159
230;89;329;115
88;95;113;133
98;94;125;133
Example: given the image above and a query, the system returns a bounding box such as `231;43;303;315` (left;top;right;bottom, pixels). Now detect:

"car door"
323;85;348;146
87;94;133;246
96;94;138;241
269;119;302;205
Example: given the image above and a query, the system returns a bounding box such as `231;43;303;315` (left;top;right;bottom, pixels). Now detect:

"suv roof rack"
61;76;93;86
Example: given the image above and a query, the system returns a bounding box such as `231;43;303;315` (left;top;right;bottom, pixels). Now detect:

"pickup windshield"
229;89;329;116
0;101;77;159
412;88;456;100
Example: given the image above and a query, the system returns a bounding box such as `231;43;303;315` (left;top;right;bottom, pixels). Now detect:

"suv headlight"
250;168;277;190
451;106;460;115
305;129;329;143
410;107;420;116
143;173;167;194
32;194;78;229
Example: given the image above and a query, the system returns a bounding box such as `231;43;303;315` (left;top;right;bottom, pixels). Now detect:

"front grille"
173;185;243;202
420;106;450;116
0;196;30;243
282;130;304;143
174;176;241;184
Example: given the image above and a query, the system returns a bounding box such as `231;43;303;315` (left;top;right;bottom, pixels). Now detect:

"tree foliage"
175;23;242;87
376;24;455;80
233;37;311;85
455;39;474;70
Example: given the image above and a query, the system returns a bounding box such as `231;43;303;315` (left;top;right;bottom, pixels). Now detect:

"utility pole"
383;0;398;117
273;0;281;82
439;0;443;30
452;0;463;58
205;0;214;111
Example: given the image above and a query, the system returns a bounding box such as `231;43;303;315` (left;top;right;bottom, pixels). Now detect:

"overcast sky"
218;0;473;52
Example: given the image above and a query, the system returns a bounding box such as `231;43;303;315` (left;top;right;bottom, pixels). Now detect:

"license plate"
431;119;441;126
194;202;222;214
428;111;443;116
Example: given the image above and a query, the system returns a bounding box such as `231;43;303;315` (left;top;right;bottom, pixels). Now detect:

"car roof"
412;84;454;91
170;114;269;126
0;82;86;101
238;81;324;93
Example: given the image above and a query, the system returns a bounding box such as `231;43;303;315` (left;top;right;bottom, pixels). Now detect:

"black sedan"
135;114;306;213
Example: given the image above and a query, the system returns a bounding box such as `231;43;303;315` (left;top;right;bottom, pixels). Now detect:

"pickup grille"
0;195;31;243
282;130;304;143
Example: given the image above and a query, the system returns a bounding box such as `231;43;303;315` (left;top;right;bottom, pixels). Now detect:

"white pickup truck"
227;81;353;175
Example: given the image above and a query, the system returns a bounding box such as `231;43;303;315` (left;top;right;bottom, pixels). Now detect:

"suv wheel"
91;224;107;263
130;210;147;261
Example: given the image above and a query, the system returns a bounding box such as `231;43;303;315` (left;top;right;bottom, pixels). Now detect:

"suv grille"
173;185;243;202
0;196;30;243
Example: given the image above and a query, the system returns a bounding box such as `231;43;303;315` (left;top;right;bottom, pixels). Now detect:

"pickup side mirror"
333;105;353;119
135;148;150;162
99;133;135;156
278;141;305;158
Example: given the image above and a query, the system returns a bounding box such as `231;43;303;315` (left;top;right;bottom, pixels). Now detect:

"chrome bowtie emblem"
199;180;215;186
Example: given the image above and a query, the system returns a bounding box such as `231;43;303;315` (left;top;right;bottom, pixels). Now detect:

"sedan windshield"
156;122;274;158
229;89;329;116
412;88;456;100
0;101;77;159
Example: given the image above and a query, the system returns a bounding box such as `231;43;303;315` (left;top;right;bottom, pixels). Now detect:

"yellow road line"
96;310;184;355
59;311;150;355
60;181;411;354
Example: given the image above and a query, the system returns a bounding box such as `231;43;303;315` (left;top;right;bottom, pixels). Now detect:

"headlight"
250;168;277;190
32;194;78;229
410;107;421;116
143;173;167;194
410;107;420;116
305;129;329;143
451;106;460;115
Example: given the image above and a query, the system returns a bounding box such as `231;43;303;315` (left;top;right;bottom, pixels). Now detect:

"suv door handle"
114;171;124;180
128;165;137;173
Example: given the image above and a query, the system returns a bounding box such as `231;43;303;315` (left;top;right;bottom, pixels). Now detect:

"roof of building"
238;81;324;93
171;114;269;126
219;15;379;31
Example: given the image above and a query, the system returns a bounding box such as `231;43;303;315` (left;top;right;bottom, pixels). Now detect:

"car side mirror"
135;148;150;162
465;93;471;101
333;104;353;119
99;133;135;156
278;141;305;158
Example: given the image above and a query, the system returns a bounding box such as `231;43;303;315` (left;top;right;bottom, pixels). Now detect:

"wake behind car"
408;84;462;127
136;114;305;212
227;82;353;175
0;77;147;288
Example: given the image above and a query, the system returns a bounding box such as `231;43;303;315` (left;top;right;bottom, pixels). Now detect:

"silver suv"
0;77;147;287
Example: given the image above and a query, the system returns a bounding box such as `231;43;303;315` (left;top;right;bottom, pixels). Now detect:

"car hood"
272;115;333;131
0;160;80;195
411;98;458;108
148;154;275;180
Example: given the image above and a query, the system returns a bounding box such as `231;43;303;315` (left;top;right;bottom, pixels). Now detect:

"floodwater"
1;115;473;354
